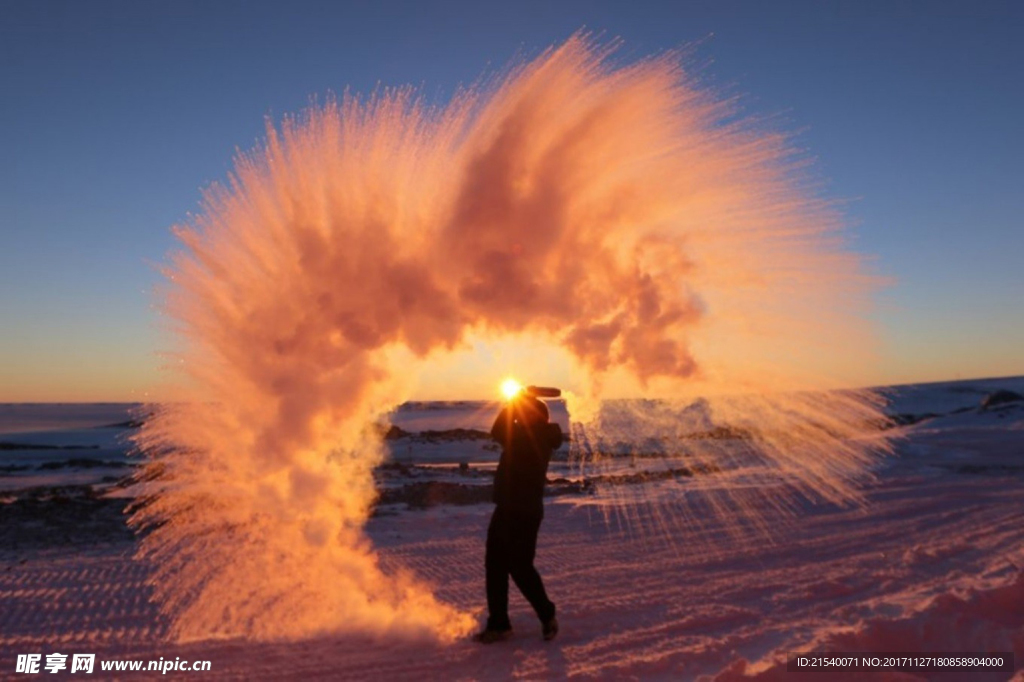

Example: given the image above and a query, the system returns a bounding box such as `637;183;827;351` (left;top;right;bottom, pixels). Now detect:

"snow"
1;378;1023;679
880;376;1024;421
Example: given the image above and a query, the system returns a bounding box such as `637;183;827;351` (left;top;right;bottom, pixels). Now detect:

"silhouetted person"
476;392;562;643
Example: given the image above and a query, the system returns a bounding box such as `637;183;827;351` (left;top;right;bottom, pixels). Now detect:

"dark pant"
485;506;556;630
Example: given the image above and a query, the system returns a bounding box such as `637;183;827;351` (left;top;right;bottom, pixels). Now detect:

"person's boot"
542;615;558;641
474;626;513;644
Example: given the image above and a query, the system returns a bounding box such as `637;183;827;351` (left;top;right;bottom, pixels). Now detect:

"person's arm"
546;422;563;451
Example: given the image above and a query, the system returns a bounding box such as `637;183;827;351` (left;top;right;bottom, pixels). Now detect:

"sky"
0;0;1021;402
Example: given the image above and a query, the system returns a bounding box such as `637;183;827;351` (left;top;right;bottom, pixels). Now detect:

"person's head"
512;394;549;426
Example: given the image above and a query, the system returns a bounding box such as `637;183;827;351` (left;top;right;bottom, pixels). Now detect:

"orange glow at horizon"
3;331;1024;403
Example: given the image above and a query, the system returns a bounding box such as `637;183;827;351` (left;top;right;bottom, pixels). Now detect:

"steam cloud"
133;35;889;642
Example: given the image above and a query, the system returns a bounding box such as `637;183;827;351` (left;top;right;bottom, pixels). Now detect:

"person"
476;390;562;643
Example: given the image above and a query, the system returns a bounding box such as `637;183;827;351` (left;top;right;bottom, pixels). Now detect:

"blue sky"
1;0;1021;400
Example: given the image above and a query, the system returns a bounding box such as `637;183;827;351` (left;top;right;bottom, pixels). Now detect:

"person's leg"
485;507;512;631
507;511;556;623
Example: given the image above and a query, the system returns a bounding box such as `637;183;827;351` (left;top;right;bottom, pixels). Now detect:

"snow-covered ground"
1;377;1023;680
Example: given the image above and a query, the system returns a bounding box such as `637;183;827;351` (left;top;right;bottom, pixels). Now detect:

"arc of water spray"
132;34;889;642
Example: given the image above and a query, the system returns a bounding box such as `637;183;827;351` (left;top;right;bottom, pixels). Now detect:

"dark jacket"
490;399;563;515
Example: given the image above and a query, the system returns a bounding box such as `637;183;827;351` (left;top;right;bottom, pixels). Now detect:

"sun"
500;378;523;401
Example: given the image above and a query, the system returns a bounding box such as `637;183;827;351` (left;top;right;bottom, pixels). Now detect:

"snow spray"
132;34;890;642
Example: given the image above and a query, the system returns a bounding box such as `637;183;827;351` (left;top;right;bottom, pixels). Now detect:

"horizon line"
2;372;1022;405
